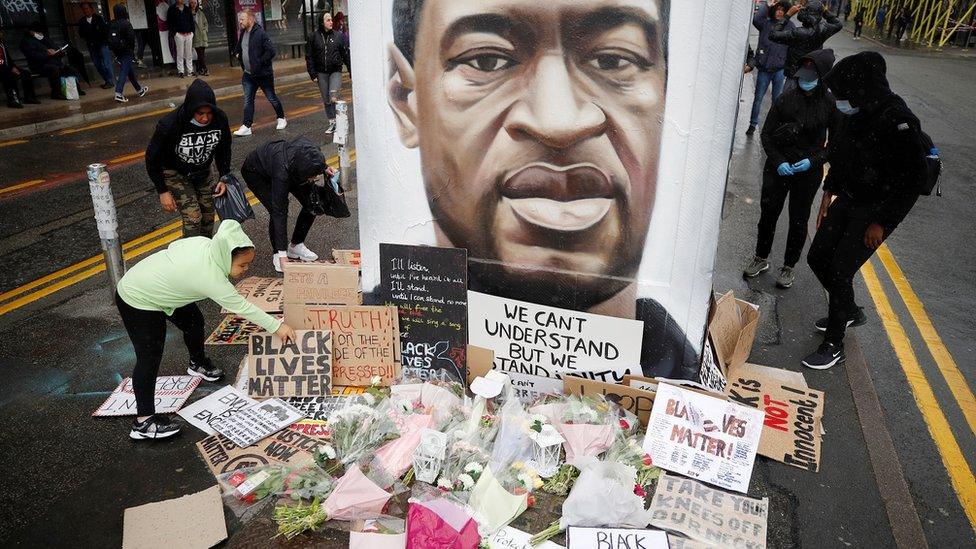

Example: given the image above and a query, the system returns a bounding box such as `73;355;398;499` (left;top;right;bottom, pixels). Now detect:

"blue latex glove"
792;158;812;173
777;162;795;176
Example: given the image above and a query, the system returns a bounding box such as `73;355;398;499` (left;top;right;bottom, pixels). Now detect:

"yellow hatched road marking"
0;179;45;196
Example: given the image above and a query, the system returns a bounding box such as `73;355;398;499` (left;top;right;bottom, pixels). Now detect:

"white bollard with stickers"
333;100;353;192
87;163;126;290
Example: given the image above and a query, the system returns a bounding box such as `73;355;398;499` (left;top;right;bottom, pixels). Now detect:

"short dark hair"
231;246;254;259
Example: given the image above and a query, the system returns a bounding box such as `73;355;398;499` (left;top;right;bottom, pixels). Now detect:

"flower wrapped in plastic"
370;399;435;484
219;463;336;519
466;463;530;536
316;403;399;473
405;493;481;549
553;395;617;464
434;438;492;499
350;517;407;549
488;389;534;470
605;434;661;503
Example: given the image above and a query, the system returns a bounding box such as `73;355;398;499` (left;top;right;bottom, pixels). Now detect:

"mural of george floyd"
349;0;753;381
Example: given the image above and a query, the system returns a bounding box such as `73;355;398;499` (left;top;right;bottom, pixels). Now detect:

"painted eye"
590;53;634;71
460;54;516;72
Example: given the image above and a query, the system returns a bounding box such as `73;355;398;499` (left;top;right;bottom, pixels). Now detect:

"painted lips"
501;163;615;232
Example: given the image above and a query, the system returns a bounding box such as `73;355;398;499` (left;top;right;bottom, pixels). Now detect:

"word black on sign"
380;243;468;384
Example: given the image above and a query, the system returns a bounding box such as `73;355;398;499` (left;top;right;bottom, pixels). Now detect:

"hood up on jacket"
823;51;891;106
798;0;824;27
286;137;327;182
209;220;254;277
179;79;219;123
794;48;835;81
113;4;128;19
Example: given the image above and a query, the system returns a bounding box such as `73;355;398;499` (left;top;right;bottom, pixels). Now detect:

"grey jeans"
317;71;343;120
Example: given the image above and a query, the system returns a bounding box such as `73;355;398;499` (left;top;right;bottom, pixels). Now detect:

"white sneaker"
276;118;288;130
114;93;128;103
138;86;149;97
287;243;318;262
325;120;336;133
272;251;287;273
234;125;252;136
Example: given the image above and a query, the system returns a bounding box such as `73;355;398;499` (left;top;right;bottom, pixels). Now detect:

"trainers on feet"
743;255;769;278
802;341;845;370
814;306;867;332
114;93;128;103
234;125;252;136
130;414;181;440
273;251;287;273
287;242;319;262
187;357;224;382
276;118;288;130
138;86;149;97
776;266;796;288
325;120;336;133
746;125;756;136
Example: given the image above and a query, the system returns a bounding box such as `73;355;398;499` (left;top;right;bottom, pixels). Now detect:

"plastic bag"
558;459;652;530
217;463;336;518
309;172;350;218
61;76;79;100
214;173;255;223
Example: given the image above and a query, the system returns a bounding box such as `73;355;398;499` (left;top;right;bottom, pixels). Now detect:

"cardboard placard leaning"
247;330;333;398
700;291;760;392
563;376;656;427
220;276;284;313
93;376;200;417
282;262;361;307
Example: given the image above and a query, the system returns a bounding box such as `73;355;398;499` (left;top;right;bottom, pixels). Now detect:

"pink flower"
634;484;647;498
642;454;653;467
619;418;631;430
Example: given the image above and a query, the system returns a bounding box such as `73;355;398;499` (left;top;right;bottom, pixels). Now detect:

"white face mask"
32;32;44;40
190;117;208;127
836;99;859;115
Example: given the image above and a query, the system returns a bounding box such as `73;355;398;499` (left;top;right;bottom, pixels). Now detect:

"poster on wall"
264;0;282;21
154;0;174;64
234;0;264;39
348;0;753;382
108;0;148;29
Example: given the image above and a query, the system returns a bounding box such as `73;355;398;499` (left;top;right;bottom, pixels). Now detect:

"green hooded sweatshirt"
117;221;281;332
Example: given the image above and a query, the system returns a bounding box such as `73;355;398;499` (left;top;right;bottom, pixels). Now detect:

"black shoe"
188;357;224;382
802;341;845;370
746;125;756;136
178;72;185;78
130;414;182;440
814;307;867;332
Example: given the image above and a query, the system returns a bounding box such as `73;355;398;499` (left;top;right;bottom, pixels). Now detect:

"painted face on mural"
389;0;666;310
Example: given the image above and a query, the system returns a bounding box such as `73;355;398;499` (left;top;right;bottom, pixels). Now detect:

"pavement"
0;26;974;548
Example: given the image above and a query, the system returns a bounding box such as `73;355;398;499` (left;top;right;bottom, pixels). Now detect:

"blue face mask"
836;99;859;115
798;78;819;91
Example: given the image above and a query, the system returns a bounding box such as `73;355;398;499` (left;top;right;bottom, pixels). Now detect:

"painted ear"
387;42;419;148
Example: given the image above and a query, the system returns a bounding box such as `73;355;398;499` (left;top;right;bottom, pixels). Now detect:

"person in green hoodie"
116;220;297;440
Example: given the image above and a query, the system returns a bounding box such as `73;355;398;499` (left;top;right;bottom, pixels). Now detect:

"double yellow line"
0;149;356;317
861;244;976;530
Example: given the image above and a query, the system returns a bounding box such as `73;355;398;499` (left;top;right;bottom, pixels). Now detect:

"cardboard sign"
563;377;656;426
698;335;727;394
567;527;669;549
380;243;468;384
211;398;305;448
221;276;284;313
284;395;354;420
123;486;226;549
488;526;563;548
196;429;322;477
333;249;362;267
247;330;333;398
178;386;257;435
206;314;280;345
708;292;760;370
643;383;764;493
283;262;360;306
466;345;495;386
726;362;825;472
288;419;331;438
284;305;401;386
93;376;200;416
650;473;768;549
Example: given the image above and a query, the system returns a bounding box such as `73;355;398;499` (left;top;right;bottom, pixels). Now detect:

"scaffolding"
849;0;976;48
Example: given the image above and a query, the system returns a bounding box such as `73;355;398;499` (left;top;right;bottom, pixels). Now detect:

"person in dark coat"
746;1;794;135
306;11;351;132
0;29;39;107
802;52;926;370
19;22;85;100
241;137;337;272
770;0;842;83
744;49;839;289
78;2;114;88
146;79;233;238
853;8;865;39
231;9;286;135
109;4;148;102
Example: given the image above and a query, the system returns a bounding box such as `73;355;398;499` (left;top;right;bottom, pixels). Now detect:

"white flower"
579;407;599;423
437;477;453;490
464;462;483;475
458;473;476;490
361;392;377;406
319;444;336;460
530;414;548;424
370;375;382;386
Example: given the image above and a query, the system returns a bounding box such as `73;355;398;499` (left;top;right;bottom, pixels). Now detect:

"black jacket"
233;24;275;78
306;27;350;79
108;5;136;56
145;79;232;193
822;52;924;231
166;4;195;34
770;10;842;76
19;34;62;73
78;13;110;47
761;49;839;170
242;137;326;251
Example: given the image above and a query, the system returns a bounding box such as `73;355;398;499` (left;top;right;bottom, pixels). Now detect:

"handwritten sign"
178;386;257;435
567;527;669;549
283;262;360;306
643;383;763;493
211;398;304;448
333;249;362;267
380;244;468;383
196;429;323;477
222;276;284;313
488;526;563;548
206;314;283;345
563;377;655;426
284;396;354;421
247;330;332;398
93;376;200;416
284;305;401;386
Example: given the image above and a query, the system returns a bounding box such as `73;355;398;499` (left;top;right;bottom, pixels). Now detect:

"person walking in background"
802;52;926;369
0;29;39;107
853;8;865;39
306;12;350;133
167;0;195;77
232;9;286;136
894;9;911;43
146;79;233;238
770;0;842;89
843;1;851;21
108;4;148;103
20;22;86;99
191;0;209;76
875;4;888;37
78;2;114;89
746;1;793;136
744;49;839;289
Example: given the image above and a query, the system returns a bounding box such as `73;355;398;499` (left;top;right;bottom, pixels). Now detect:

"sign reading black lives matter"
247;330;333;398
379;244;468;384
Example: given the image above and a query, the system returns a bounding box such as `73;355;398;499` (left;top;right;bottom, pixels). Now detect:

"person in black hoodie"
241;137;336;272
801;51;926;370
770;0;842;84
78;2;115;89
306;12;350;133
744;49;838;289
146;79;233;238
109;4;148;103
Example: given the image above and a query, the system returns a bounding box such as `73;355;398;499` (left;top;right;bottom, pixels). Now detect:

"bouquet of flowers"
466;461;533;536
316;403;399;473
553;395;617;464
488;391;534;470
605;435;661;504
435;439;492;497
370;395;435;484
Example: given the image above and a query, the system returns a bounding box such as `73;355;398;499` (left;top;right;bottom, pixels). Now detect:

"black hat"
794;58;819;81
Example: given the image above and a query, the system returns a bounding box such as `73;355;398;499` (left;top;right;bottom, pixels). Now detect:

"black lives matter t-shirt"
176;127;223;167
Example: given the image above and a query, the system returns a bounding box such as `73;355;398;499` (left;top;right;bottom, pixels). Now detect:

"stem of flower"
529;520;562;546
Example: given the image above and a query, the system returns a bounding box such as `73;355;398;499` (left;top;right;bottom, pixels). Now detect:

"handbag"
61;76;79;100
308;171;350;218
213;174;256;223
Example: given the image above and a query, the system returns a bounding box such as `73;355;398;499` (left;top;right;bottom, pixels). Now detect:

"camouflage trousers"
164;169;215;238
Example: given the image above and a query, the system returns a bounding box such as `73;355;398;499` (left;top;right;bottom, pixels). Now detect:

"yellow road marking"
862;260;976;530
877;244;976;437
109;151;148;164
0;179;45;196
0;139;28;148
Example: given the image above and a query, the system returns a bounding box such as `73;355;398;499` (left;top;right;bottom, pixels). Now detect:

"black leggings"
116;292;206;416
754;167;821;267
242;164;316;251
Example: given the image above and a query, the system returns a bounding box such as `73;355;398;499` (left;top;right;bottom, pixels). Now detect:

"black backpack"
107;24;125;55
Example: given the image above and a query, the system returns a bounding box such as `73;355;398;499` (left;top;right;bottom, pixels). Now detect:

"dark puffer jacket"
752;2;793;72
306;26;350;79
108;5;136;57
770;1;843;77
822;52;925;231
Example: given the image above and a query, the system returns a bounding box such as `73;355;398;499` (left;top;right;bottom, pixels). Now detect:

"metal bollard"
87;164;126;291
333;100;353;192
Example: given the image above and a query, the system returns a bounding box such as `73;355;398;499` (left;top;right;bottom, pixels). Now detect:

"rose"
634;484;647;498
437;477;453;491
642;454;653;467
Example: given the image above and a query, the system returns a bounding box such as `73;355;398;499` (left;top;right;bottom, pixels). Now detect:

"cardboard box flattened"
282;262;361;306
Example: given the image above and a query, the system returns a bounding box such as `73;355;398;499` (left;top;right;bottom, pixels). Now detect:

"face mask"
836;100;859;115
798;78;819;92
190;117;208;127
32;32;44;40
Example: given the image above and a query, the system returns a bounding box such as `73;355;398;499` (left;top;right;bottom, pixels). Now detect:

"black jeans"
242;164;316;251
241;72;284;126
116;292;206;416
807;198;891;345
755;167;821;267
1;65;36;102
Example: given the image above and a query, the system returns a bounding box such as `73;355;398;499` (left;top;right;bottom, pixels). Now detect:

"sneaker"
287;242;319;262
776;266;796;288
138;86;149;98
114;93;128;103
130;414;181;440
190;71;197;77
276;118;288;130
743;255;769;278
325;120;336;133
814;307;867;332
178;72;185;78
188;357;224;382
135;59;146;68
746;125;756;136
234;125;252;136
273;251;287;273
802;341;845;370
